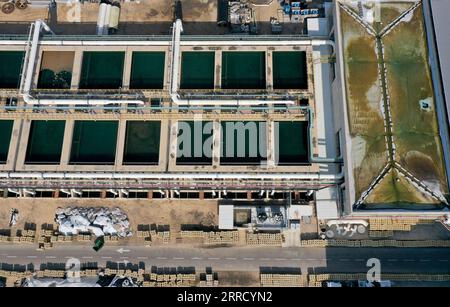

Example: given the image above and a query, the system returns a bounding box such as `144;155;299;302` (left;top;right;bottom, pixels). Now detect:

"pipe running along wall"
169;19;336;106
21;20;144;106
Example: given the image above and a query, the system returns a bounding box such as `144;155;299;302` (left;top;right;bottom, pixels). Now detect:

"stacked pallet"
38;224;56;250
369;230;394;238
180;230;205;238
137;224;170;245
203;231;239;245
369;218;423;231
76;234;93;242
199;268;219;287
246;232;283;246
104;235;119;243
142;267;196;287
261;273;307;287
301;239;450;248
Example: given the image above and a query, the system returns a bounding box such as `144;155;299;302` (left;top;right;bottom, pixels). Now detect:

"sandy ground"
40;51;75;73
57;1;173;23
0;6;48;22
0;198;218;244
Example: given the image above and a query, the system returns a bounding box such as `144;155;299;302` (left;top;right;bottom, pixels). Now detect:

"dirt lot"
0;198;218;244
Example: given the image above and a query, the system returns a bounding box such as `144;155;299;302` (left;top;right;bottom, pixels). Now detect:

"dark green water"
275;121;309;164
25;120;65;164
0;51;24;88
180;52;215;89
176;121;213;165
37;69;72;89
221;52;266;89
79;52;124;89
273;51;308;89
130;52;165;89
220;121;266;165
123;121;161;164
0;120;13;163
70;121;118;164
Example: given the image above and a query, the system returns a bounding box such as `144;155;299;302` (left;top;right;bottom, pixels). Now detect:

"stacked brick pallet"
308;273;450;286
300;239;450;248
369;218;435;231
203;231;239;245
142;267;196;287
369;230;394;238
137;224;170;245
246;233;283;246
261;274;307;287
199;268;219;287
180;231;205;238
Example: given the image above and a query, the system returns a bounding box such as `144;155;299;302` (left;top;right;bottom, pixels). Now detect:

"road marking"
275;258;286;261
7;255;17;258
387;259;398;262
101;256;112;259
120;257;129;260
191;257;203;260
208;257;220;260
305;259;317;261
290;258;302;261
243;258;255;261
173;257;184;260
225;257;237;260
27;256;37;259
157;257;167;260
339;259;350;262
45;256;56;259
82;256;93;259
403;259;415;262
137;257;148;260
438;259;449;262
419;259;430;262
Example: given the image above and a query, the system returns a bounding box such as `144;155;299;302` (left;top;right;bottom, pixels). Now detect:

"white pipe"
0;171;344;181
0;39;334;47
103;4;112;35
22;20;43;98
97;3;108;36
23;95;144;105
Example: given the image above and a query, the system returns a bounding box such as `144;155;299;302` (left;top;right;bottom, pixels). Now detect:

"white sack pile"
55;207;132;237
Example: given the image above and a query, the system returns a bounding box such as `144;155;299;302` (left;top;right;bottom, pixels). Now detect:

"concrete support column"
115;120;127;166
60;120;75;166
214;50;222;90
163;49;170;91
167;121;178;170
266;49;273;91
266;119;276;168
159;119;170;170
122;49;133;90
70;49;83;90
212;120;221;167
14;119;32;169
8;119;24;171
32;49;44;88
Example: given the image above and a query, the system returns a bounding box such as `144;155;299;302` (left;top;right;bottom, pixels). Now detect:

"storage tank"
103;4;112;35
108;4;120;33
96;3;108;36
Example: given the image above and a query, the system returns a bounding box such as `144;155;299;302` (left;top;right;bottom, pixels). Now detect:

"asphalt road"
1;245;449;274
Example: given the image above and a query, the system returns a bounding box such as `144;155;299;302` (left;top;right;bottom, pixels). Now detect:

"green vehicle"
93;236;105;252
